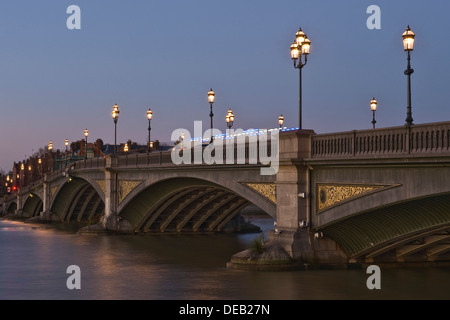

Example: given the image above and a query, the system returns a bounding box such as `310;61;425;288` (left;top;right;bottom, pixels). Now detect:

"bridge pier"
77;156;121;233
228;130;348;270
36;179;52;220
42;179;51;213
280;130;348;266
271;130;313;259
13;192;27;218
101;167;118;230
270;130;347;267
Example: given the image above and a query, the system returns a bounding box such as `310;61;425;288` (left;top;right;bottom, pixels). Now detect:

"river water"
0;217;449;300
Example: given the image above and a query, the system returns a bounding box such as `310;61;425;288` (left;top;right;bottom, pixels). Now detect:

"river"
0;217;449;300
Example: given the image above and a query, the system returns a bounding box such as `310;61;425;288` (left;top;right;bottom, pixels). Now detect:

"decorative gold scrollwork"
118;180;143;204
317;184;383;212
50;186;58;200
244;183;276;204
95;180;106;195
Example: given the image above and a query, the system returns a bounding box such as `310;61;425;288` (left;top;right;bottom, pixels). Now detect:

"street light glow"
112;104;120;121
208;89;215;104
290;41;299;60
278;114;284;127
370;97;377;111
295;28;306;45
301;37;311;55
402;26;415;51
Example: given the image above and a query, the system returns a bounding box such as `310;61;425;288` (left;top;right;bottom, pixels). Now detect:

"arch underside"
7;202;17;214
22;195;43;217
51;178;104;223
120;178;265;233
320;193;450;263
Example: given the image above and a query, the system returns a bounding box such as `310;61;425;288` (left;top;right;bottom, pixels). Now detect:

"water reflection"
0;218;449;300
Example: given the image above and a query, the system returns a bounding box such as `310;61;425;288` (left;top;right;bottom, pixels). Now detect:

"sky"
0;0;449;171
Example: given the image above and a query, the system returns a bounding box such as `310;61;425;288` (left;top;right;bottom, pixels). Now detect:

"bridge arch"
51;177;105;223
319;192;450;263
119;177;273;233
22;193;43;218
6;202;17;214
117;168;276;219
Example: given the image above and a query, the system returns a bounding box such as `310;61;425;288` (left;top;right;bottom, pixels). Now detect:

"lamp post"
47;141;53;173
370;98;377;129
124;143;129;154
65;139;69;166
290;28;311;130
19;163;24;188
38;158;42;177
402;26;415;126
208;89;215;143
112;104;120;154
147;108;153;153
84;129;89;159
278;114;284;128
20;163;24;187
226;109;235;130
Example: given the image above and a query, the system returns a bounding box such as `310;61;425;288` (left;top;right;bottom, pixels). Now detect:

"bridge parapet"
72;141;275;171
311;121;450;159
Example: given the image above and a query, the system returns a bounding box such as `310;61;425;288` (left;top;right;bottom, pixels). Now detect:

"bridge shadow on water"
1;216;450;300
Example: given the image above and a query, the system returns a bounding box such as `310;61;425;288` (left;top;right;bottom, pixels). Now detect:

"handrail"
72;140;275;170
311;121;450;159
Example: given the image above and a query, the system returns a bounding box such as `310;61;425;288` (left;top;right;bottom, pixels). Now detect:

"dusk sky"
1;0;449;171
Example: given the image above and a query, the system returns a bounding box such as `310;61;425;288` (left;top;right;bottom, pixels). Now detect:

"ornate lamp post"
112;104;120;154
147;108;153;153
290;28;311;130
402;26;415;126
208;89;215;143
47;141;53;173
84;129;89;159
278;114;284;128
370;98;377;129
65;139;69;166
226;109;235;129
38;158;42;177
124;143;129;153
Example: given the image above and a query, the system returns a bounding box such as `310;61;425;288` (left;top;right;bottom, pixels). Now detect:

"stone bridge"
3;122;450;267
3;137;278;235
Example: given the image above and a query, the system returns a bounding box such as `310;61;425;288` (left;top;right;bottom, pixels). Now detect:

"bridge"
2;121;450;267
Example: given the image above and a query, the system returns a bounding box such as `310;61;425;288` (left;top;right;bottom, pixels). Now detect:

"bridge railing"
72;157;108;170
311;121;450;159
115;151;173;167
70;139;275;170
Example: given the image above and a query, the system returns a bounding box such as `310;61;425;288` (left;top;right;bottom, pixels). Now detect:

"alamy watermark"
66;265;81;290
65;5;381;31
366;265;381;289
170;121;279;175
367;5;381;30
67;5;81;30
